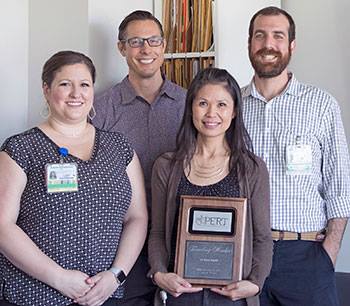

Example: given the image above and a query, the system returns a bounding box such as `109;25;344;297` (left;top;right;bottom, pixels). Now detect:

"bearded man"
242;6;350;306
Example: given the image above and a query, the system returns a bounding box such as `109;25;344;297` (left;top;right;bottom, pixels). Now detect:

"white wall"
283;0;350;273
27;0;89;127
215;0;280;86
88;0;153;94
0;0;281;141
0;0;349;271
0;0;28;143
88;0;278;92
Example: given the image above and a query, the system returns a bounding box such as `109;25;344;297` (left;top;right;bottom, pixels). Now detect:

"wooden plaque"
174;195;247;287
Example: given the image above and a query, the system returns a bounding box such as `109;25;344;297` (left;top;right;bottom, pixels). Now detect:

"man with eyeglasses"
92;10;186;306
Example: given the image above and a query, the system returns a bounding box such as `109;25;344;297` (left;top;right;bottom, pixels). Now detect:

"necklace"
191;155;230;179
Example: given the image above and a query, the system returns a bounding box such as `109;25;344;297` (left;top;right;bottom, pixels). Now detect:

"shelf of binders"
162;52;215;89
164;50;215;59
154;0;216;88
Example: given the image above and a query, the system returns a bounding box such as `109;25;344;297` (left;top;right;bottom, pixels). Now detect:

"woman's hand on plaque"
154;272;203;297
211;280;259;300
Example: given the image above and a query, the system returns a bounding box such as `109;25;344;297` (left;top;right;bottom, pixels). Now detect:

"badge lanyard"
46;147;79;193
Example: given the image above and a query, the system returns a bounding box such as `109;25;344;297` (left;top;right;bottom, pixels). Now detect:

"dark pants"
116;252;156;306
167;289;247;306
70;298;117;306
260;240;339;306
0;298;117;306
0;301;13;306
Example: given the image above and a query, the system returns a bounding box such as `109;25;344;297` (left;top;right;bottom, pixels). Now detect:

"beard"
249;47;291;78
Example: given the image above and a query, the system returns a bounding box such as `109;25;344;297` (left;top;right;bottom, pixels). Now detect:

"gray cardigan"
148;152;272;306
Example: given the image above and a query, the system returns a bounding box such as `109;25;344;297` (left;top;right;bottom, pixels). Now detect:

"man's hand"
322;218;348;266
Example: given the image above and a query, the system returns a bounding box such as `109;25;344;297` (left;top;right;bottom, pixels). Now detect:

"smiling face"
249;14;295;78
192;83;235;140
118;19;166;80
43;63;94;124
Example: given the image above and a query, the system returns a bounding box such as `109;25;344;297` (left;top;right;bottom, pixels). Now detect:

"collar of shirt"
119;76;180;105
242;73;306;103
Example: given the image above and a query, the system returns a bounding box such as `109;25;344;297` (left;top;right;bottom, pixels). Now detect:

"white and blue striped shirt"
242;74;350;232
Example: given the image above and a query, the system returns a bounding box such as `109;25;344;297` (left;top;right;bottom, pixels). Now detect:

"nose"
69;85;81;98
206;104;216;117
263;34;275;49
140;40;152;53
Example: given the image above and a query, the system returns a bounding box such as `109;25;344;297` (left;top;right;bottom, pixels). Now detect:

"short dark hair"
42;50;96;87
248;6;296;44
118;10;164;41
174;67;256;178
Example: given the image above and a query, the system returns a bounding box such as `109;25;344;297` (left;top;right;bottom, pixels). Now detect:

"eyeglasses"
121;36;164;48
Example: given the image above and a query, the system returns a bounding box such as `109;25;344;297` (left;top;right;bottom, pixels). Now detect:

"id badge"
286;144;312;175
46;163;78;193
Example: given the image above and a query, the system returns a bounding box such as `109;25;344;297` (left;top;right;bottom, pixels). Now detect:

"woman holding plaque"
0;51;147;306
148;68;272;306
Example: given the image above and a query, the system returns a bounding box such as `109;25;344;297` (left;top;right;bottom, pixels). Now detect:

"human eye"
59;81;70;87
218;101;227;107
254;32;264;39
274;33;285;40
81;82;90;87
128;37;142;47
148;36;163;46
198;100;208;107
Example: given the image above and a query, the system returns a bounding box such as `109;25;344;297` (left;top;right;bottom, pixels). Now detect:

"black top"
169;170;240;271
0;127;133;305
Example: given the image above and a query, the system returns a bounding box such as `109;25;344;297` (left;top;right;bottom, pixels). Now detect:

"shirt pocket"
275;127;321;168
274;128;323;198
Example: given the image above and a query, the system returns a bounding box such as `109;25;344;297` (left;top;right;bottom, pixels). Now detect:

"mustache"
255;48;282;57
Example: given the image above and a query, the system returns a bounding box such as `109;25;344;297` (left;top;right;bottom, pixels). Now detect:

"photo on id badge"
286;136;312;175
46;162;78;193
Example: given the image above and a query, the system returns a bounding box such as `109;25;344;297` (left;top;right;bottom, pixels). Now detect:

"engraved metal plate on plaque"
174;196;247;287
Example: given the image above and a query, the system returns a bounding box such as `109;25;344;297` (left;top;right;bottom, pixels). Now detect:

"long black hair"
174;67;256;178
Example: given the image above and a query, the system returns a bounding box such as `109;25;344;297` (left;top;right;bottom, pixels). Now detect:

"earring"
40;104;51;119
88;105;96;121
